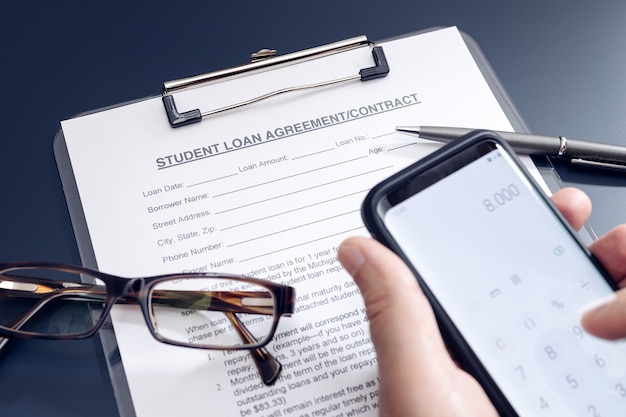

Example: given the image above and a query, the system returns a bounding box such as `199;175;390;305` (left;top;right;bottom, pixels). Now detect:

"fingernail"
577;293;617;318
337;242;365;276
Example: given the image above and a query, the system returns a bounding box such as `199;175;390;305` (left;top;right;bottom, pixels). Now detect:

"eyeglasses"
0;262;295;385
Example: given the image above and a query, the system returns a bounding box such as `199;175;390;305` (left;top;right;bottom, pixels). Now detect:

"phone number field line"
238;226;366;262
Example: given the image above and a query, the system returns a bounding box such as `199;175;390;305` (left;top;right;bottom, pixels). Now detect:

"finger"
589;224;626;286
582;224;626;339
581;289;626;339
337;237;455;378
550;187;592;231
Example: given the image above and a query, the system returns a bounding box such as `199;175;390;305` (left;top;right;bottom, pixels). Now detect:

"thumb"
338;236;498;417
337;237;455;381
581;289;626;340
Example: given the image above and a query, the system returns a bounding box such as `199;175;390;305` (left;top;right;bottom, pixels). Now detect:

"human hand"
337;187;594;416
580;223;626;338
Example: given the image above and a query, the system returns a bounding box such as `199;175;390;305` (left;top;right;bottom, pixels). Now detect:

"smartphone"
361;130;626;416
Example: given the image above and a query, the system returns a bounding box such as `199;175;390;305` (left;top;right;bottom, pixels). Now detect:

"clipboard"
54;36;390;416
53;27;592;417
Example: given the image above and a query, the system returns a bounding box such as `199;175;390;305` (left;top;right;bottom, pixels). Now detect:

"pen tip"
396;126;420;134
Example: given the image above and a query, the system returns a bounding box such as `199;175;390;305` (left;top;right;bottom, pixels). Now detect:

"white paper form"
60;27;542;417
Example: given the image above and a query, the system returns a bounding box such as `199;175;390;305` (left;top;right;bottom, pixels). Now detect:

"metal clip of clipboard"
161;36;390;128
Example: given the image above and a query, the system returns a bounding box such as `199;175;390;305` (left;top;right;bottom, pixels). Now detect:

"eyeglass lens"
150;277;276;348
0;267;106;336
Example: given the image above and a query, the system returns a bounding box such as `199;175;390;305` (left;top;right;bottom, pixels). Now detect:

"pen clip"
161;36;389;128
568;158;626;172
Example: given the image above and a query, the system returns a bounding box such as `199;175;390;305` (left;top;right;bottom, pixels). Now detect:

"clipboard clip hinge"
251;48;278;62
161;36;390;128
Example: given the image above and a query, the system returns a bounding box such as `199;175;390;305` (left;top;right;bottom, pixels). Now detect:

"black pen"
396;126;626;171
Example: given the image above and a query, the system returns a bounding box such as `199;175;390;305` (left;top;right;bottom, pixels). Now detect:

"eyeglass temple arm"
224;312;281;386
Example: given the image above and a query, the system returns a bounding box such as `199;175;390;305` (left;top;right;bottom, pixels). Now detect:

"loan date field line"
187;173;238;188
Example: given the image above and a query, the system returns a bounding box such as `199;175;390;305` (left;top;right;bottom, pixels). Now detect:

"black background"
1;1;625;415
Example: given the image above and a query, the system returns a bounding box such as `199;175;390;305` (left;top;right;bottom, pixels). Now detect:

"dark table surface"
2;1;625;416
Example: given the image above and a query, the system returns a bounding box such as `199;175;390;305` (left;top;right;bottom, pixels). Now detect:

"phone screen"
380;140;626;416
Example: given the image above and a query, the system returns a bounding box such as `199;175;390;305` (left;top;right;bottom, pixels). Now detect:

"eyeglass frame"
0;261;296;385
